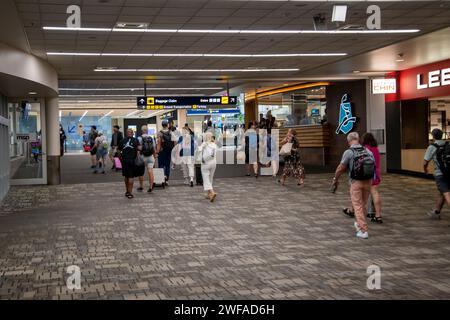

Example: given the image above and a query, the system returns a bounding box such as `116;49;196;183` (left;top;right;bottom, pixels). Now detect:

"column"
45;97;61;185
177;109;187;128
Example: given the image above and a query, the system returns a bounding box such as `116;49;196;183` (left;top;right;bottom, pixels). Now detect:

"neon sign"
336;94;356;135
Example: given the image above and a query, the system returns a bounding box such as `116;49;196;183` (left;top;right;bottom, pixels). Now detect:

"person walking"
109;125;123;170
179;126;196;187
118;128;140;199
424;128;450;220
138;125;156;193
93;132;108;174
88;126;99;169
156;121;174;186
278;129;304;186
59;124;66;157
244;121;259;177
200;132;218;202
362;132;383;223
332;132;375;239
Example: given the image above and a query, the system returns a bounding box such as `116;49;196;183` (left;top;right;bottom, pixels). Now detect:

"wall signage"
417;68;450;90
16;133;37;142
372;78;396;94
137;96;237;110
336;94;356;135
187;108;240;116
385;59;450;102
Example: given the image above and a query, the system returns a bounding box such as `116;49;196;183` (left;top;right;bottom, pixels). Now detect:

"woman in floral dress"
278;129;305;186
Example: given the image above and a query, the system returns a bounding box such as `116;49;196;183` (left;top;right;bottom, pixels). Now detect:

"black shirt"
118;137;138;160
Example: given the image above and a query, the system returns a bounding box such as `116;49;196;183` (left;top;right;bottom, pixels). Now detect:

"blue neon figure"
336;94;357;135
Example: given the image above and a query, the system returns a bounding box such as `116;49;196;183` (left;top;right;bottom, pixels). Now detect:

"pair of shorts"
145;155;155;169
435;175;450;194
121;159;135;178
89;144;96;156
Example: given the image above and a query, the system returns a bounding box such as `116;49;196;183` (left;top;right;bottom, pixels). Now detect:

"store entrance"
9;101;47;185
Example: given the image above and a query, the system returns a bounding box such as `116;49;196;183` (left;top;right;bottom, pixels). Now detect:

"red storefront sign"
385;59;450;102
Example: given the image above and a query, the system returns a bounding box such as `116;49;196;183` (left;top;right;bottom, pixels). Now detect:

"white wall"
0;94;10;202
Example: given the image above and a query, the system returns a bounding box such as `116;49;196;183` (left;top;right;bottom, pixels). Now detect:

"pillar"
244;99;257;128
45;97;61;185
177;109;187;128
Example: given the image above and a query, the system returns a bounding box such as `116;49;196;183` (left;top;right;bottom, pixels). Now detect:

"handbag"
279;142;293;156
135;154;145;167
236;150;245;161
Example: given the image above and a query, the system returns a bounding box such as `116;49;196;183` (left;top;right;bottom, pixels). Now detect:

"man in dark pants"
156;121;174;185
424;128;450;220
118;128;140;199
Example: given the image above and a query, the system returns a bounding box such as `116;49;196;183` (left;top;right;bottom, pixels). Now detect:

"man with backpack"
118;128;141;199
138;125;156;193
424;128;450;220
156;121;174;185
331;132;375;239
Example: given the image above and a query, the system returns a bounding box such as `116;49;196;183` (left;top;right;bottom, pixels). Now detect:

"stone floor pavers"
0;173;449;299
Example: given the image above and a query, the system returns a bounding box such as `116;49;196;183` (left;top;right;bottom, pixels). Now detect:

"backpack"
141;136;155;157
434;142;450;180
350;147;376;180
160;130;174;151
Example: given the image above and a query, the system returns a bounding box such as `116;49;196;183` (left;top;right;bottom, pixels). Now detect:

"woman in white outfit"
178;127;196;187
200;132;218;202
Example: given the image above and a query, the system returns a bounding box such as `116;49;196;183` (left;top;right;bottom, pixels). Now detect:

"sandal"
343;208;355;218
371;216;383;224
125;192;134;199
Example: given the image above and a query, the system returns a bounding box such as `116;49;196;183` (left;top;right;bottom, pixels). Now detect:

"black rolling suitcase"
195;164;203;185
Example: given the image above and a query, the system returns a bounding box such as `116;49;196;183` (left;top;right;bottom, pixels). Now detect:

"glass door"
10;100;47;185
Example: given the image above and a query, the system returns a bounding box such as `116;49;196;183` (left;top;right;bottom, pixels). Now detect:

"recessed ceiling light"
396;59;404;62
115;22;149;29
42;26;420;34
353;70;360;73
47;52;347;58
29;92;37;95
93;68;300;73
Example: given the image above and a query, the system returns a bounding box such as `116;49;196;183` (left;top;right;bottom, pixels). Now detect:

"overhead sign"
385;59;450;102
372;78;396;94
417;68;450;90
137;96;237;110
336;94;356;135
187;108;240;116
16;133;37;142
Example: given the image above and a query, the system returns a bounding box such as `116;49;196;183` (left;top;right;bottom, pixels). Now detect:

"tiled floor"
0;173;449;300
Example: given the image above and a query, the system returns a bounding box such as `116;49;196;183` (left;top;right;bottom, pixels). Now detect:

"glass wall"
60;115;112;152
257;86;327;127
8;102;44;181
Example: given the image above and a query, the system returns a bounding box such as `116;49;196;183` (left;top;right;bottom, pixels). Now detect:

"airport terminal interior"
0;0;449;300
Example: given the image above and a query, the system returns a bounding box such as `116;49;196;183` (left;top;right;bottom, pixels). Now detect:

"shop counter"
277;124;330;148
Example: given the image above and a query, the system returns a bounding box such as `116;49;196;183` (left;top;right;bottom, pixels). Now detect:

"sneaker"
354;221;361;232
356;230;369;239
427;210;441;220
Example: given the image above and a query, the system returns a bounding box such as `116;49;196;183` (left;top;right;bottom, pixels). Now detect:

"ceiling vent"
115;22;149;29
